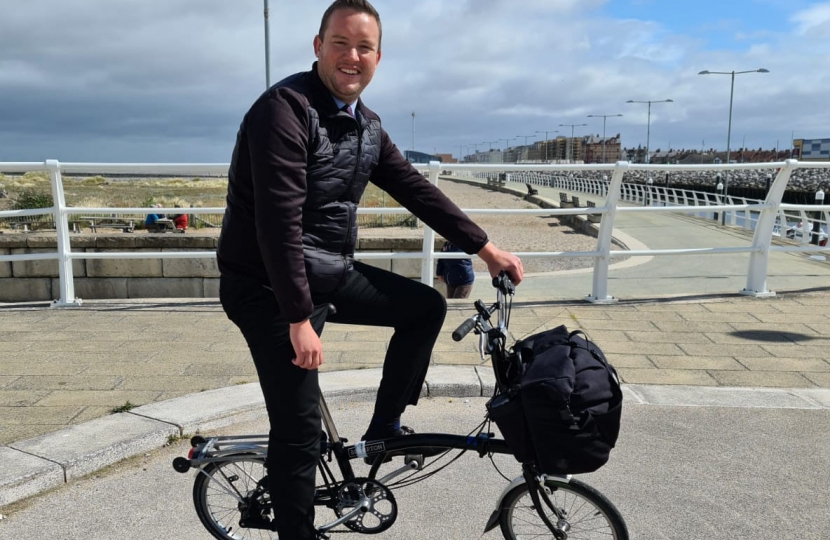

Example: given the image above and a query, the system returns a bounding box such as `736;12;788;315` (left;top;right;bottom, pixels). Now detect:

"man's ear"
313;35;322;57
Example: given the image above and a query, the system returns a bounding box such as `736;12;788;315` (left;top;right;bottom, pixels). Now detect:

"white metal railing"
482;169;826;244
0;159;827;306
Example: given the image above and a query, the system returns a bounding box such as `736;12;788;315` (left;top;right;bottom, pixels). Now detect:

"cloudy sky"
2;0;829;163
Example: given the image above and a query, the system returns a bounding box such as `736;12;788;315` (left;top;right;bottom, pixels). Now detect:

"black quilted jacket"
217;63;488;323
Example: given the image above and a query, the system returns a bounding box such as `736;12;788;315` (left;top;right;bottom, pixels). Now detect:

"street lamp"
558;124;587;162
587;114;623;163
698;68;769;225
626;99;673;163
411;112;416;152
263;0;271;89
516;135;536;162
535;130;559;162
498;138;514;164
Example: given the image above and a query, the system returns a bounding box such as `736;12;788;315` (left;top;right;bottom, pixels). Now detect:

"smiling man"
216;1;523;537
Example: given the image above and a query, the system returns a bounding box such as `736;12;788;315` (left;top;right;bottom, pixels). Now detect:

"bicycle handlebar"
451;316;478;342
451;272;515;342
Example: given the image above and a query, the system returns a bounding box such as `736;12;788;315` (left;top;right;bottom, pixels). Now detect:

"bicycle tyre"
499;477;628;540
192;456;277;540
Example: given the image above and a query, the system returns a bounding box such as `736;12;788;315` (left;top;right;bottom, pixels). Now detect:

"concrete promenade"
2;178;830;509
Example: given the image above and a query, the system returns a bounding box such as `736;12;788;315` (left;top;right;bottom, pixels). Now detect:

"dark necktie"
342;104;354;117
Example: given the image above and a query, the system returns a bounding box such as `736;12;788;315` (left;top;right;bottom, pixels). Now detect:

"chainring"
334;478;397;534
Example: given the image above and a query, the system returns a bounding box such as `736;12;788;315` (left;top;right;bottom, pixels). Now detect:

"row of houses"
406;137;829;165
401;135;623;164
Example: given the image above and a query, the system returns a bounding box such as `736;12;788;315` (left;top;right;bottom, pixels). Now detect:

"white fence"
0;159;827;307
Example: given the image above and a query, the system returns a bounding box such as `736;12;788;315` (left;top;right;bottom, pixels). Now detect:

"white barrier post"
742;159;796;297
420;161;440;285
587;161;628;303
47;160;82;307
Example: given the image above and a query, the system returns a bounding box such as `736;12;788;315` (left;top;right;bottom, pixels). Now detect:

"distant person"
144;204;164;231
436;240;475;298
172;205;188;230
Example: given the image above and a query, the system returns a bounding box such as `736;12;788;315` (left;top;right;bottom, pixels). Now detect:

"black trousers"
220;262;447;539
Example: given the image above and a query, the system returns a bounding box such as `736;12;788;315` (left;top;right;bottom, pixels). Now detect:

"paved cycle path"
2;178;830;509
2;397;828;539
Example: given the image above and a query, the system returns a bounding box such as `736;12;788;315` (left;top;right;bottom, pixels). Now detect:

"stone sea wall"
0;233;440;303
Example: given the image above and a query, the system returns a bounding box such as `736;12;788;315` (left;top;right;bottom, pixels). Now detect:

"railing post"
742;159;796;297
420;161;440;285
46;159;82;307
586;161;628;303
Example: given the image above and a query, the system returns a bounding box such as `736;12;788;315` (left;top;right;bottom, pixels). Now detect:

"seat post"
319;394;341;444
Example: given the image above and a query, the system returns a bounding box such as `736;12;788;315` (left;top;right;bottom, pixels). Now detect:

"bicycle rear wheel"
499;477;628;540
193;456;277;540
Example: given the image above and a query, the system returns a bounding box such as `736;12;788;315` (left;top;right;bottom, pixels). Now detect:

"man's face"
313;8;381;103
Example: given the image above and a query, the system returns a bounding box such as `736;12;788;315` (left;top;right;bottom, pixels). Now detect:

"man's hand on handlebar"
290;319;324;370
476;241;524;285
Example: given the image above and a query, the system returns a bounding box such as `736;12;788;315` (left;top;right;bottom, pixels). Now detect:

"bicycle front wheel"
193;456;277;540
499;477;628;540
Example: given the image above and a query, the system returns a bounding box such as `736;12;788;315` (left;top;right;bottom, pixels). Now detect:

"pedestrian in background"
436;240;475;298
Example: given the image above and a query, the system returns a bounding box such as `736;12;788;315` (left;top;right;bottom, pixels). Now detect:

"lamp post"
263;0;271;89
516;135;535;146
587;114;623;163
500;138;515;163
626;99;672;163
516;135;536;162
558;123;587;162
411;112;416;152
472;142;487;162
698;68;769;225
535;130;559;162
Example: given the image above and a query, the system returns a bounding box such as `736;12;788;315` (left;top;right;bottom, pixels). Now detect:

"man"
217;1;523;537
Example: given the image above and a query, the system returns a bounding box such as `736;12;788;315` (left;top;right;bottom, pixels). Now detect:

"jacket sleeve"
370;130;488;255
246;90;314;323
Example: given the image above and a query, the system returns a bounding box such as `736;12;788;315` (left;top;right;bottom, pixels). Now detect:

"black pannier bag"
486;325;623;474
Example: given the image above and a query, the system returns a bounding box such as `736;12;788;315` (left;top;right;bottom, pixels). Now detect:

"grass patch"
1;175;416;230
110;401;135;414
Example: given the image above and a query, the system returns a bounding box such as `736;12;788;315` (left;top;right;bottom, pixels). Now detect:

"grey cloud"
1;0;828;163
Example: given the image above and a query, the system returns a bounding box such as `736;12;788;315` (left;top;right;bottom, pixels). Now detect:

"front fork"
483;466;572;536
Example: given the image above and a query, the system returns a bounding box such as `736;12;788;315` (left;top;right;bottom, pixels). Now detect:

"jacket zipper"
342;116;362;256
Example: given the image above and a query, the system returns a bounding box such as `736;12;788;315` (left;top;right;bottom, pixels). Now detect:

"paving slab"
8;413;178;482
424;365;482;397
630;384;825;409
0;447;64;506
794;388;830;407
128;383;266;435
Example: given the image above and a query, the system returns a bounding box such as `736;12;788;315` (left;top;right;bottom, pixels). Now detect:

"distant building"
434;153;457;163
792;138;830;161
583;134;622;163
404;150;440;163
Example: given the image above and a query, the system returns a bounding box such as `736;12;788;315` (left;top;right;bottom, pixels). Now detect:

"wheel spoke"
195;458;276;540
502;480;626;540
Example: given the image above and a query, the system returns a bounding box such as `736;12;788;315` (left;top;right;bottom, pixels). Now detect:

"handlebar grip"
452;316;478;342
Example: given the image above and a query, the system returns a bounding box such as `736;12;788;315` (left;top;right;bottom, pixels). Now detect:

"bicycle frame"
173;273;590;538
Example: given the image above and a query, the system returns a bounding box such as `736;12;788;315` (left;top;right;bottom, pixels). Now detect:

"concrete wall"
0;233;441;302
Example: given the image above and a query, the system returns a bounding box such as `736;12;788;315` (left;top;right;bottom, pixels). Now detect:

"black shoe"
362;426;415;465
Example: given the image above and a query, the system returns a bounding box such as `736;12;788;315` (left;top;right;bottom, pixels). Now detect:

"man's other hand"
289;319;324;370
476;241;524;285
